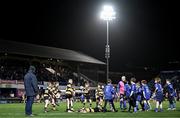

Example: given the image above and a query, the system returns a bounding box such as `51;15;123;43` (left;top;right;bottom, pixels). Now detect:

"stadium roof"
0;39;105;65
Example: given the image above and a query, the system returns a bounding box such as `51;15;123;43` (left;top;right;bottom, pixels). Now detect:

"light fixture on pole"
100;5;116;83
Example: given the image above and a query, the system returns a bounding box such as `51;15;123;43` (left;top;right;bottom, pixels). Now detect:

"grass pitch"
0;101;180;118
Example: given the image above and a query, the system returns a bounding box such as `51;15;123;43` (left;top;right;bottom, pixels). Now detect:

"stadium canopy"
0;39;105;65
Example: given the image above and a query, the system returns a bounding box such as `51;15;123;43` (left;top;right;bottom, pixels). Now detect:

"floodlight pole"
105;21;110;83
100;5;115;83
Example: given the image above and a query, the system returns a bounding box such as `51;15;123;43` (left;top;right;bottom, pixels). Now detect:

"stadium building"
0;39;106;103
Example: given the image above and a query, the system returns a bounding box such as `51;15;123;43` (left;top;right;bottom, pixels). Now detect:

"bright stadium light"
100;5;116;21
100;5;116;83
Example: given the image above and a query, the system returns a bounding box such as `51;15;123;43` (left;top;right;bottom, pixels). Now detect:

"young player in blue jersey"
129;77;137;113
141;80;151;111
124;80;131;110
166;79;176;110
154;77;163;112
136;82;142;111
103;79;118;112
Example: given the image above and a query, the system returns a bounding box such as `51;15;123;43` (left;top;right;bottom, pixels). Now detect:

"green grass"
0;101;180;118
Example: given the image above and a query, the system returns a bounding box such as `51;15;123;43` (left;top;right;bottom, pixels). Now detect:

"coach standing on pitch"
24;66;38;116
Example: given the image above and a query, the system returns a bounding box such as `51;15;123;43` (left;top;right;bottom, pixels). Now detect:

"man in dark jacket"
24;66;38;116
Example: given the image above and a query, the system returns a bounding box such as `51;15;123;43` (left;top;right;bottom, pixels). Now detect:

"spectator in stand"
24;66;38;117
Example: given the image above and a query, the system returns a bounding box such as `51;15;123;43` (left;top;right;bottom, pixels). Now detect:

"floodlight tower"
100;5;116;83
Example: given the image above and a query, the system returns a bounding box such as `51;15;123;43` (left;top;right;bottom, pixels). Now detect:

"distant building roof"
0;39;105;65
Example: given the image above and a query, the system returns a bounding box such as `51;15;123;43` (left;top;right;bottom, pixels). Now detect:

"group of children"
42;76;177;113
65;79;96;113
117;76;176;113
118;76;152;113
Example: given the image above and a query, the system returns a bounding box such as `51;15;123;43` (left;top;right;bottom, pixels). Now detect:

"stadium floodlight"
100;5;116;83
100;5;116;21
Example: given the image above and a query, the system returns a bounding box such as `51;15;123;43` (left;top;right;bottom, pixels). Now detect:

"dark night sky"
0;0;179;72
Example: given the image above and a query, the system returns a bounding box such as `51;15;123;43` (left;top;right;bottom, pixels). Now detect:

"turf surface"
0;101;180;118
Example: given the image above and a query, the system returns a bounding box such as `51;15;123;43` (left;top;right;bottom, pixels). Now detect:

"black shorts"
44;96;49;100
84;95;90;99
97;96;103;101
129;94;137;107
168;95;175;104
66;94;73;99
124;96;130;100
120;94;125;99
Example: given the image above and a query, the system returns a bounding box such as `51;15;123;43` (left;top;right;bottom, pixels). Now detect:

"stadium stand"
0;39;105;102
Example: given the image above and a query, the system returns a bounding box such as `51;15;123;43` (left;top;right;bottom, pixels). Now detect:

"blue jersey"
142;84;151;99
136;86;142;101
155;83;163;93
155;83;163;102
104;83;115;100
167;83;175;97
130;83;137;95
136;86;142;94
124;83;131;97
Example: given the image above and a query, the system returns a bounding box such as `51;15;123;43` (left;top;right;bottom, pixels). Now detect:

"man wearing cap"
24;66;38;116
